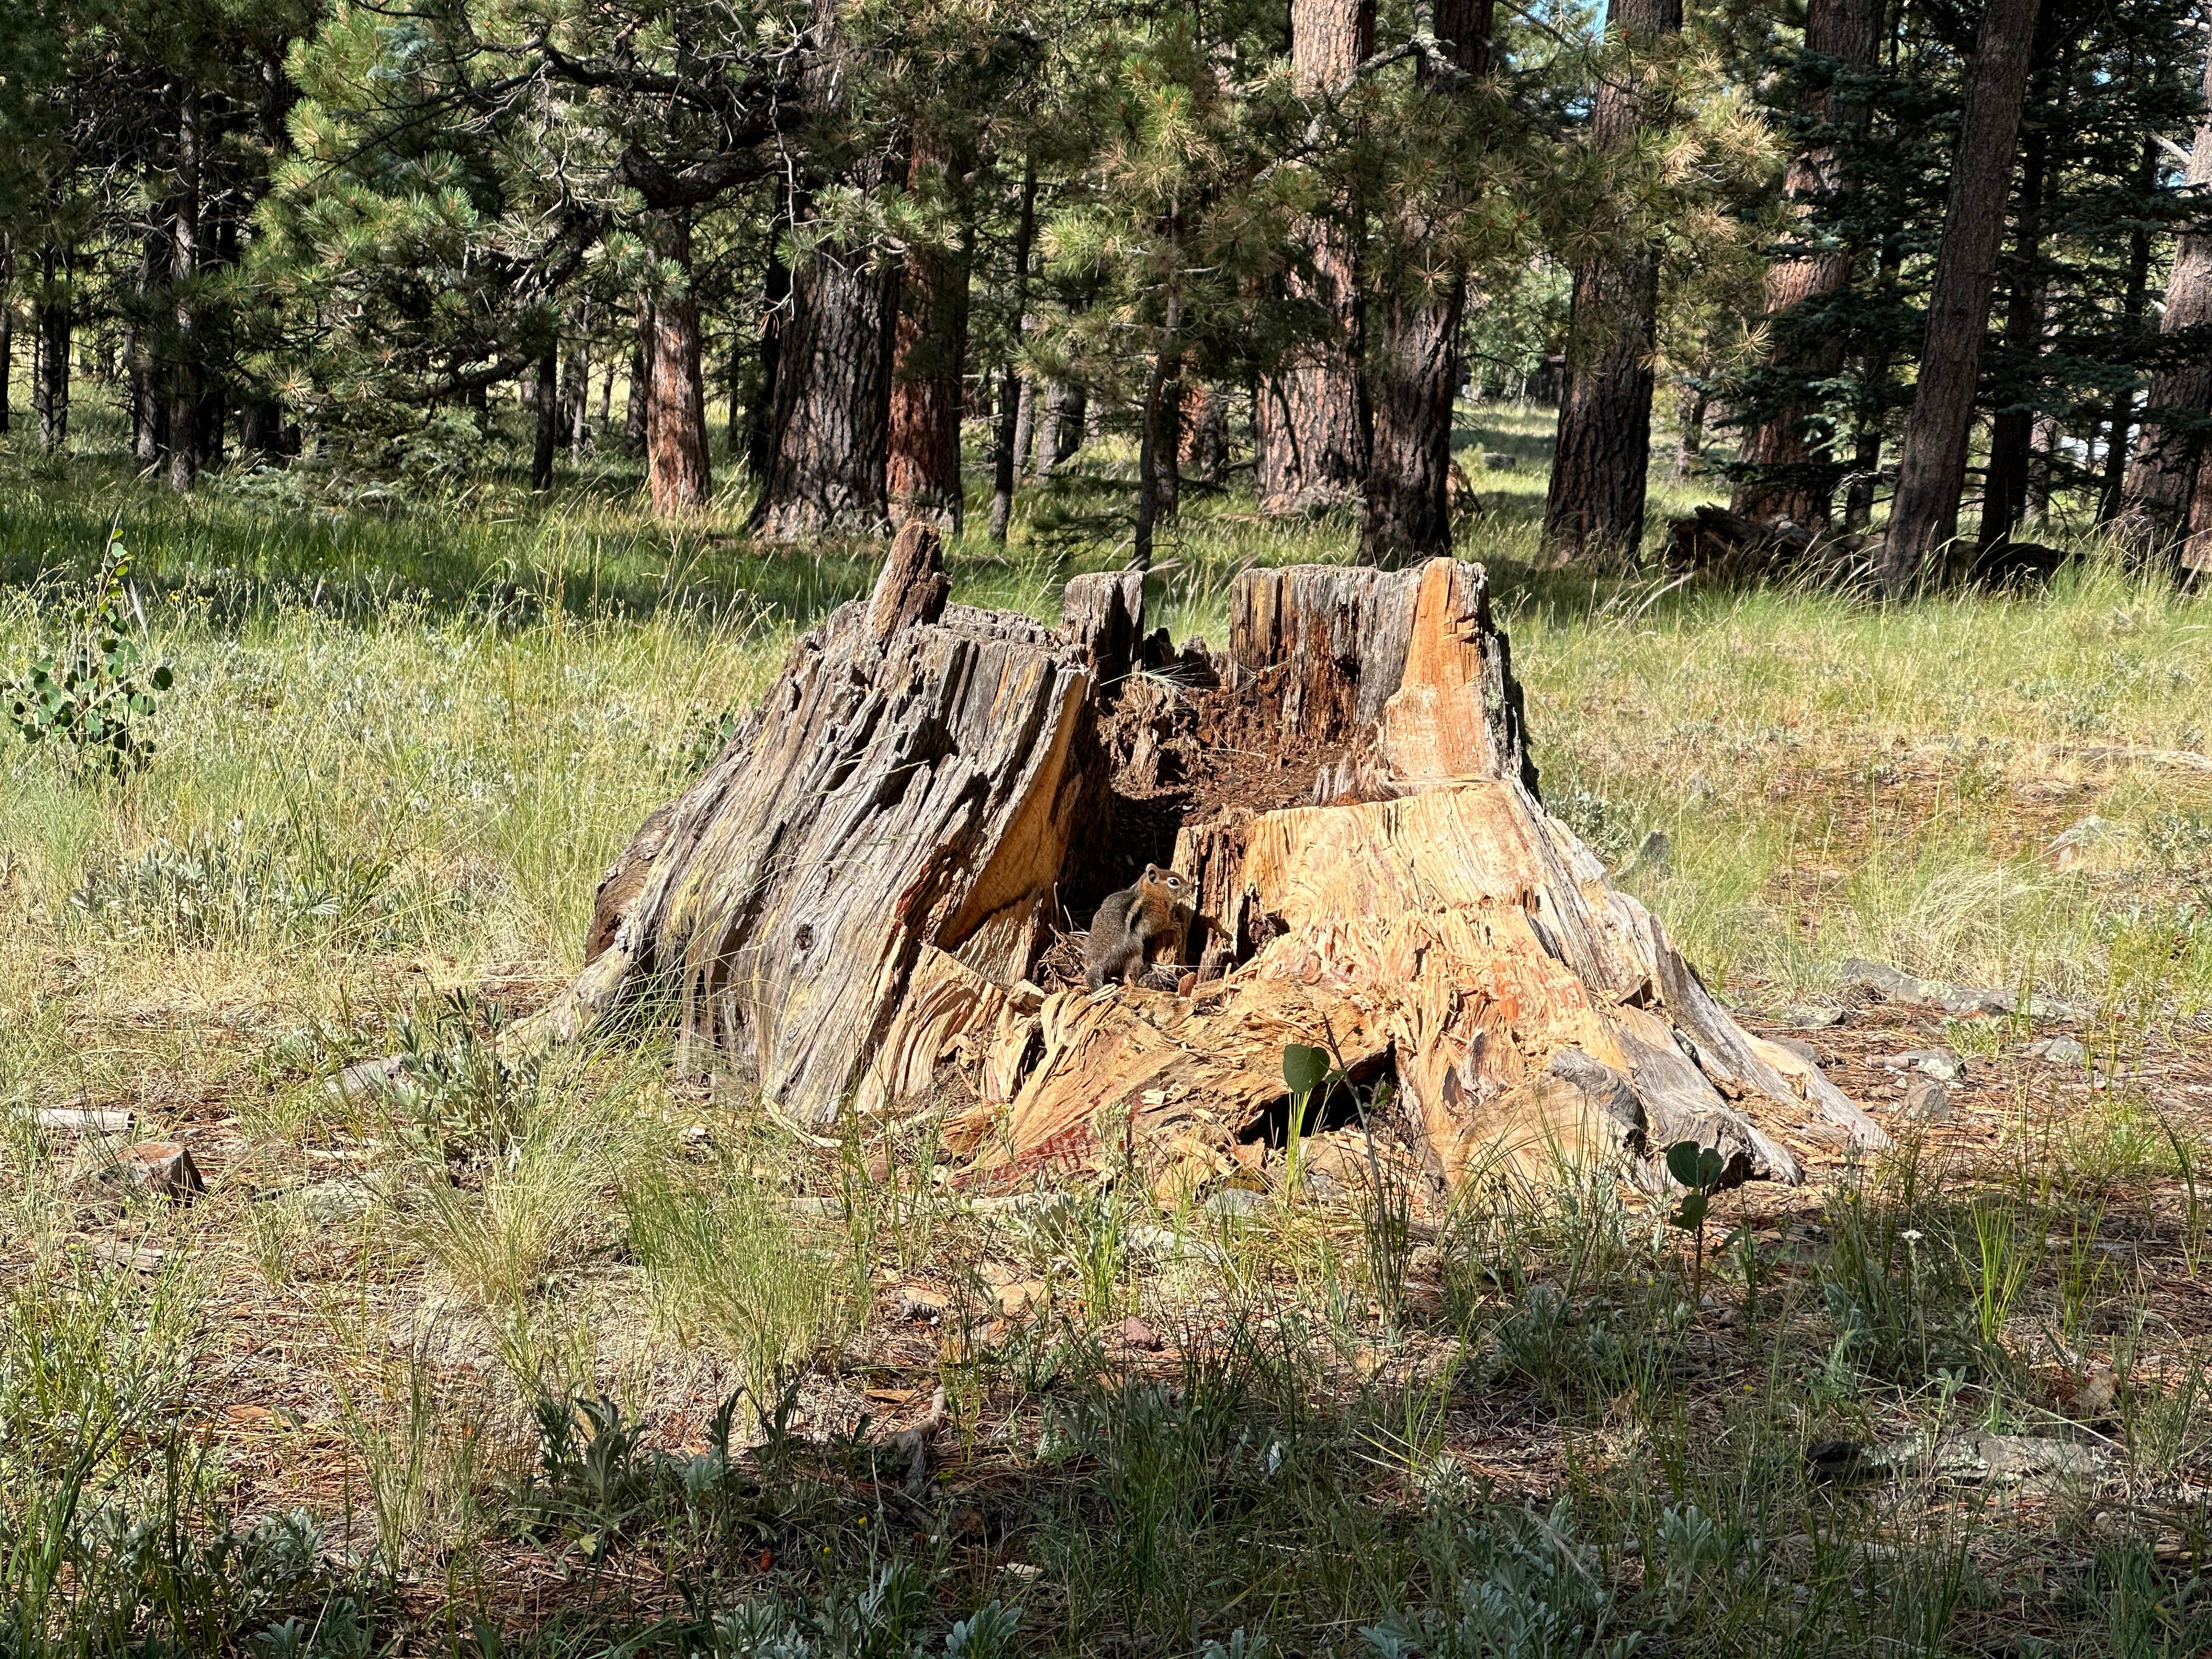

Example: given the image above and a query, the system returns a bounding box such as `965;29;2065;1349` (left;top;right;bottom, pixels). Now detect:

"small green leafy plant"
5;531;174;777
1664;1140;1726;1298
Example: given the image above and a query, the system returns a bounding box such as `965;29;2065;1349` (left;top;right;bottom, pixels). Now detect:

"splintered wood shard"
545;550;1887;1192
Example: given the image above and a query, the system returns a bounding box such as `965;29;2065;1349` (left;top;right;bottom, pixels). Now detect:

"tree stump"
543;548;1887;1194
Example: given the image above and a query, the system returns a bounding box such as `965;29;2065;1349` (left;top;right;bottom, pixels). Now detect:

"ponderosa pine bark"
753;240;899;537
888;140;971;532
1256;0;1373;517
645;211;713;514
1542;0;1683;565
1730;0;1882;526
1878;0;2042;588
1362;0;1494;567
2121;40;2212;567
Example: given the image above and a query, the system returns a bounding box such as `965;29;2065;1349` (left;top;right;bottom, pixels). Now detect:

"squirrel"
1084;864;1191;991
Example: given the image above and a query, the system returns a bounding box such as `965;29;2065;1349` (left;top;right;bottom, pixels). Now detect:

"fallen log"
545;532;1887;1196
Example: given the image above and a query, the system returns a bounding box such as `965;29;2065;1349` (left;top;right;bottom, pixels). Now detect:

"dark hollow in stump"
543;541;1888;1194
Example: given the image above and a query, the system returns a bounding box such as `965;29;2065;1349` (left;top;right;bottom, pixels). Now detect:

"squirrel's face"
1144;864;1186;895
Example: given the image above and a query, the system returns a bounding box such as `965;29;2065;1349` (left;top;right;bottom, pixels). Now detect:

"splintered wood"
551;546;1887;1198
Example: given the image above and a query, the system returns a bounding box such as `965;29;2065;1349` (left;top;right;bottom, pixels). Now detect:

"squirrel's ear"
1143;862;1158;877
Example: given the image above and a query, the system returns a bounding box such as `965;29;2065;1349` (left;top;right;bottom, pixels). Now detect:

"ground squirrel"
1084;864;1191;990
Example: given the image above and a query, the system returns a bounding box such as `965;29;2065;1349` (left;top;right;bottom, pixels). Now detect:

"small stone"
1120;1316;1164;1351
327;1056;408;1102
296;1178;371;1223
1839;958;1923;1000
2047;815;2112;869
1882;1048;1963;1082
997;1279;1046;1318
1204;1187;1266;1218
2026;1036;2088;1065
91;1240;165;1274
1770;1035;1820;1064
1479;450;1520;470
32;1107;134;1136
681;1123;713;1147
1934;985;2011;1018
1899;1077;1953;1124
102;1141;206;1201
1779;1005;1845;1030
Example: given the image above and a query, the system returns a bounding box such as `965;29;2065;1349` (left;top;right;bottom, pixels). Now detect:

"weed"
4;529;173;777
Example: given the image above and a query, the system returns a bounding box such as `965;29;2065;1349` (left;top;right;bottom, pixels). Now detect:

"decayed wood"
531;524;1095;1129
941;558;1886;1194
546;546;1882;1201
1060;569;1146;689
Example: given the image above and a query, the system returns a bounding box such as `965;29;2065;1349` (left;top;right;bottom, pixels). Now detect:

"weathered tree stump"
544;544;1887;1195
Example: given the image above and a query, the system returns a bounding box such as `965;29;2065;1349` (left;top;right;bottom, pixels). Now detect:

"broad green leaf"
1283;1043;1330;1097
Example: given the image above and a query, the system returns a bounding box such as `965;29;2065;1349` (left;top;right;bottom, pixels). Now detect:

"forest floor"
5;406;2212;1657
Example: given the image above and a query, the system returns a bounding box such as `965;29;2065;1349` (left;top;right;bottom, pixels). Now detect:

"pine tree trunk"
1178;382;1227;484
2023;413;2057;523
1674;386;1708;478
1012;375;1039;478
563;326;590;459
1980;126;2048;549
754;246;899;538
989;168;1037;545
1363;0;1492;566
889;143;972;533
752;2;900;540
1542;0;1683;565
1730;0;1881;526
35;246;69;452
532;344;560;492
1135;275;1184;569
1042;382;1084;471
167;83;201;493
1878;0;2043;588
1364;272;1464;565
1256;0;1374;517
623;309;652;460
645;212;713;514
2095;140;2157;528
745;227;791;481
2122;49;2212;562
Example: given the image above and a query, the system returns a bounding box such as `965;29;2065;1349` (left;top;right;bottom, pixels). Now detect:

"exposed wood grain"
537;554;1881;1199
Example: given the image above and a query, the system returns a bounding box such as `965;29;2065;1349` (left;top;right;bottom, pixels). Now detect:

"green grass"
5;402;2212;1656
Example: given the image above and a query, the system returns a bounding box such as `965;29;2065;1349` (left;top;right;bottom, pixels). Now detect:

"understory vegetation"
5;413;2212;1656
